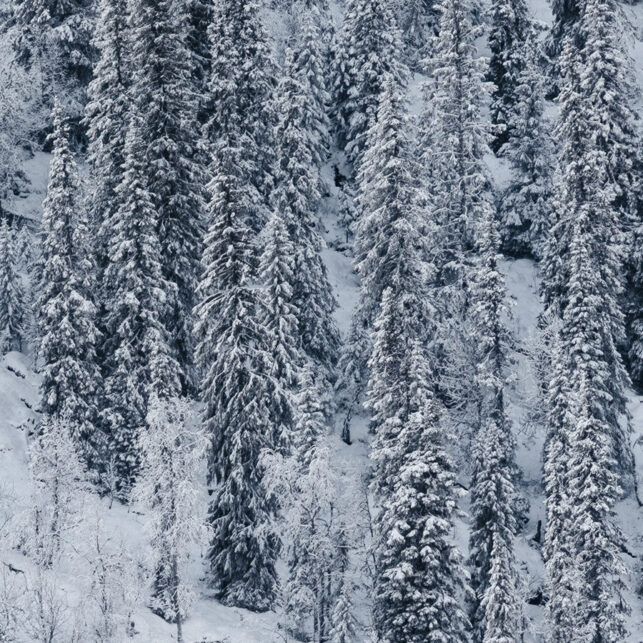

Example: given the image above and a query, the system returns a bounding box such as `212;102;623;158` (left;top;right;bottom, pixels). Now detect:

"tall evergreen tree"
38;101;104;473
85;0;130;282
207;0;276;226
292;6;332;171
0;219;26;355
547;208;629;641
332;0;403;167
337;74;425;440
541;12;631;465
128;0;205;391
395;0;440;67
487;0;531;152
259;206;301;453
468;208;522;642
101;118;181;496
194;131;279;611
543;22;631;640
422;0;491;422
273;49;340;377
498;35;553;259
372;338;470;643
546;0;580;94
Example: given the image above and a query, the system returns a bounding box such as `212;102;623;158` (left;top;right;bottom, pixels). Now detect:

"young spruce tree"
101;117;181;496
0;220;26;355
195;132;279;611
127;0;205;391
333;0;403;168
38;100;103;473
468;208;522;641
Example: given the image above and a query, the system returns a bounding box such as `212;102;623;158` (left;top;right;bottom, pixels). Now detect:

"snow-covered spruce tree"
541;16;632;468
328;568;358;643
38;100;104;473
487;0;530;153
186;0;213;102
26;413;88;568
468;207;522;642
85;0;130;282
630;218;643;388
395;0;440;67
0;219;26;354
543;327;577;642
571;0;642;389
546;0;580;95
12;0;95;89
337;73;424;441
372;338;470;642
259;206;301;453
353;74;421;322
292;6;332;172
498;35;553;259
428;0;490;265
194;131;279;612
333;0;404;167
207;0;276;225
273;48;340;377
422;0;491;424
294;364;326;467
133;396;209;640
548;208;630;641
101;117;181;497
542;31;631;642
128;0;205;392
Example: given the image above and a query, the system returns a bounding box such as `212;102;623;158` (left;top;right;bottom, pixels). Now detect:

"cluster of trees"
0;0;640;640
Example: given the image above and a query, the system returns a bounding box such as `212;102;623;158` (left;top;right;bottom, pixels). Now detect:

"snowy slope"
0;0;642;641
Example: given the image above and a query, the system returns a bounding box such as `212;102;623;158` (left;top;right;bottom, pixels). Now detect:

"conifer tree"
128;0;205;391
259;207;301;453
487;0;530;152
38;101;104;473
499;35;553;259
292;7;332;171
372;339;470;643
101;118;181;496
543;22;632;640
541;17;631;465
294;363;327;467
422;0;491;419
328;571;358;643
353;75;424;323
195;131;279;611
546;0;580;92
546;207;630;641
85;0;130;279
428;0;490;263
0;220;26;355
396;0;440;67
333;0;404;167
186;0;213;101
273;49;340;376
468;208;522;641
208;0;276;224
339;75;426;423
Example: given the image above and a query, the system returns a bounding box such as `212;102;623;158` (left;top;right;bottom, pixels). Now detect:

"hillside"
0;0;642;641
